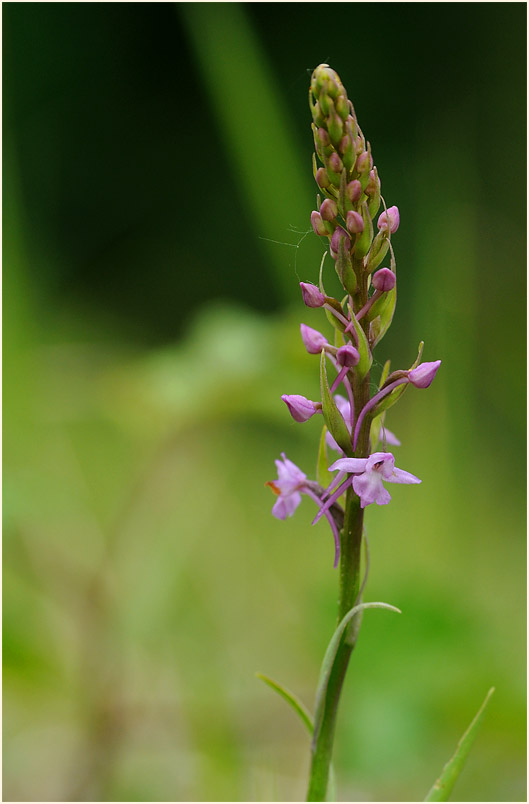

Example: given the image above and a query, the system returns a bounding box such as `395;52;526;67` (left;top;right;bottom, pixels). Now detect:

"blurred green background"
3;3;526;801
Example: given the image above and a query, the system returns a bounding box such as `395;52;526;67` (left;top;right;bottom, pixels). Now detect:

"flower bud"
315;168;330;189
335;95;349;121
319;198;338;221
281;394;322;423
372;267;396;292
377;205;400;234
339;134;351;154
311;211;327;236
318;127;330;147
336;344;360;367
346;210;364;234
300;323;328;354
408;360;441;389
327;113;344;147
346;180;362;204
311;100;324;128
300;282;325;308
328;152;343;174
355;150;371;174
330;226;351;258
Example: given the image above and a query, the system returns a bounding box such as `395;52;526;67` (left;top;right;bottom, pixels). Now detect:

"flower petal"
353;470;390;508
329;457;369;473
272;491;302;519
388;467;422;485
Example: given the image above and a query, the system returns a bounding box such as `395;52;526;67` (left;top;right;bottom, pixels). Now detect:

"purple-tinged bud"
407;360;441;389
328;152;343;174
281;394;322;423
311;211;327;236
346;180;362;203
355;132;366;155
365;169;377;196
318;127;330;147
377;205;400;234
339;134;351;154
330;226;351;258
316;168;330;189
320;198;338;221
336;344;360;367
355;150;370;174
372;267;396;292
346;210;364;234
300;323;328;354
300;282;325;308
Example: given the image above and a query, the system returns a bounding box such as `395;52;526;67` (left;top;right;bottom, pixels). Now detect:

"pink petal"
388;467;421;485
329;457;369;473
353;470;390;508
272;491;302;519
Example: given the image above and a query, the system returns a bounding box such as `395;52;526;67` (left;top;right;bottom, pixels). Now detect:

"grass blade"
424;687;495;801
256;672;314;735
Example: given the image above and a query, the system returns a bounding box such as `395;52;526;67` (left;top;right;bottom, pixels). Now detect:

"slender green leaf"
316;425;334;488
256;673;314;735
312;601;401;743
320;351;354;456
424;687;495;801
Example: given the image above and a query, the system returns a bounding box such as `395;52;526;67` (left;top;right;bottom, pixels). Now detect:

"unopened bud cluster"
309;64;400;296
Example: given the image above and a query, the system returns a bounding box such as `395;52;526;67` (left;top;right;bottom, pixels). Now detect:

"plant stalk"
306;373;371;801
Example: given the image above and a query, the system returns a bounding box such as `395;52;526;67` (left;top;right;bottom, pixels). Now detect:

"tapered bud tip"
300;282;325;308
346;210;364;234
311;210;327;237
336;344;360;367
300;323;328;354
377;205;400;233
408;360;441;389
372;267;396;292
319;198;338;221
281;394;322;423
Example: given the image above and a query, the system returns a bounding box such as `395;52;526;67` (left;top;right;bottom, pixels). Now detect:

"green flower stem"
307;374;371;801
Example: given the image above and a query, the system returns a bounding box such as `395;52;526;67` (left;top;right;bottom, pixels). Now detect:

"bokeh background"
3;3;526;802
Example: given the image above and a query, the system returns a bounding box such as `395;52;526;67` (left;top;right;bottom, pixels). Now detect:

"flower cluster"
267;64;441;567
